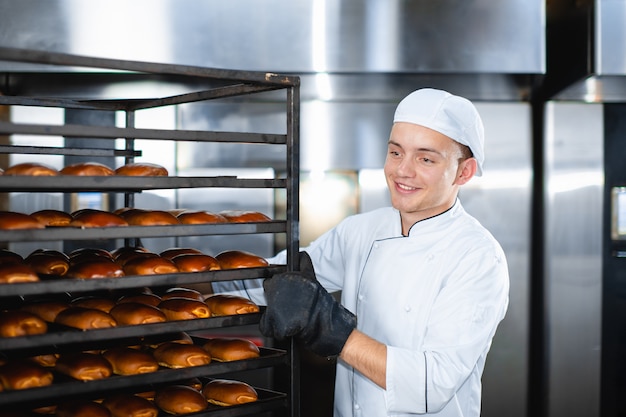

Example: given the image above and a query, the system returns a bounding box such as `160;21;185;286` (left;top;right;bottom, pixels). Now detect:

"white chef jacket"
216;200;509;417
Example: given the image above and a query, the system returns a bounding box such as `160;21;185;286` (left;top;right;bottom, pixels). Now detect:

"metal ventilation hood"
547;0;626;102
0;0;545;102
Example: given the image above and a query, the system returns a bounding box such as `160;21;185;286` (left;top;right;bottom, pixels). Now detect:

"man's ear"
455;157;477;185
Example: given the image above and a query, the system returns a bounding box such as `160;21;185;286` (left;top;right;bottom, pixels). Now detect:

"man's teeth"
398;183;415;191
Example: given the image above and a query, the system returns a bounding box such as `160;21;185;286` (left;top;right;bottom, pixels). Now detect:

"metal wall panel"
544;101;603;417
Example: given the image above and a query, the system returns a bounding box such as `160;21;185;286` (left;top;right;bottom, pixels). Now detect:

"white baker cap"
393;88;485;176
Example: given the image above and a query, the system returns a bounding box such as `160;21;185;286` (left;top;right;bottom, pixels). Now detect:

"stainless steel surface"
544;101;603;416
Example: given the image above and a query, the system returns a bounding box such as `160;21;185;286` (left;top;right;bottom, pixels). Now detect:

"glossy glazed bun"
158;298;211;321
4;162;59;176
54;307;117;330
176;210;228;224
102;393;159;417
161;287;204;302
60;162;114;176
215;250;269;269
0;211;45;230
55;400;111;417
114;162;168;176
202;338;260;362
109;302;166;325
102;347;159;375
25;249;70;276
66;259;125;279
123;256;179;276
20;300;69;323
204;294;260;316
219;210;271;223
0;360;54;390
152;342;211;369
71;296;116;313
30;209;73;226
118;209;180;226
154;385;207;415
55;352;113;381
202;379;258;406
69;209;128;228
117;292;162;307
171;253;221;273
0;310;47;337
0;263;40;283
159;247;203;260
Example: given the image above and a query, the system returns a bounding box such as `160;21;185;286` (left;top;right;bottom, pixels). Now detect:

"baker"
220;88;510;417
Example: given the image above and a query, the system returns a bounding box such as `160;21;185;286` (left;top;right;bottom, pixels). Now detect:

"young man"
254;88;509;416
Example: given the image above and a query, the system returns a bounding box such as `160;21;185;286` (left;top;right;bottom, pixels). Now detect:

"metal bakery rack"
0;46;301;417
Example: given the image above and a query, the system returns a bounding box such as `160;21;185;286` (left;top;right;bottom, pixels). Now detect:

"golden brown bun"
204;294;260;316
54;307;117;330
0;263;40;283
111;246;153;266
102;347;159;375
109;302;166;325
69;209;128;228
161;287;205;302
202;379;258;406
171;254;221;273
4;162;59;176
0;211;45;230
142;332;193;349
176;210;228;224
0;360;54;390
55;352;112;381
102;394;159;417
117;293;162;307
115;162;168;176
60;162;114;176
123;256;179;276
55;400;111;417
29;353;59;368
219;210;271;223
154;385;207;415
20;300;69;322
69;247;114;263
71;296;116;313
118;209;180;226
201;338;260;362
0;249;23;265
159;247;203;260
25;250;70;276
30;209;73;226
66;260;125;279
215;250;269;269
181;377;203;391
158;298;211;321
0;310;47;337
152;342;211;368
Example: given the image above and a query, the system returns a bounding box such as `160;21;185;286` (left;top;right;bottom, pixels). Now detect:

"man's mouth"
397;182;417;192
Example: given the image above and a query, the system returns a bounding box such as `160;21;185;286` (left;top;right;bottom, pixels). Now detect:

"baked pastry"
159;247;203;260
55;400;111;417
30;209;73;227
0;263;40;283
219;210;271;223
118;209;180;226
204;294;260;316
66;259;125;279
102;347;159;375
69;209;128;228
29;353;59;368
69;247;114;263
114;162;168;176
158;298;211;321
60;162;114;176
170;253;221;273
123;256;179;276
0;360;54;390
202;379;258;406
20;300;69;322
0;211;45;230
154;385;207;415
102;394;159;417
25;249;70;276
152;342;211;368
0;310;47;337
54;307;117;330
215;250;269;269
161;287;205;302
116;292;162;307
111;246;153;266
4;162;59;176
71;296;116;313
55;352;113;381
0;249;23;265
176;210;228;224
141;332;193;349
109;302;166;325
201;338;260;362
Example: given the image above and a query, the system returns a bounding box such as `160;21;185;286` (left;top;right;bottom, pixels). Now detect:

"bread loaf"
0;211;45;230
159;247;203;260
25;249;70;276
152;342;211;369
20;300;69;322
55;400;111;417
0;360;54;390
117;292;162;307
0;263;40;283
158;298;211;321
61;162;114;176
176;210;228;224
161;287;204;302
30;209;73;226
155;385;208;415
102;393;159;417
118;209;180;226
0;310;47;337
71;296;116;313
114;162;168;176
54;307;117;330
215;250;269;269
4;162;59;176
202;379;258;406
123;256;179;276
69;209;128;228
55;352;112;381
202;338;260;362
102;347;159;375
109;302;166;325
204;294;260;316
171;253;221;273
219;210;271;223
66;259;125;279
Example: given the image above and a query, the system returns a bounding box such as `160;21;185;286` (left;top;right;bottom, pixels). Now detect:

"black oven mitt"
259;251;356;357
